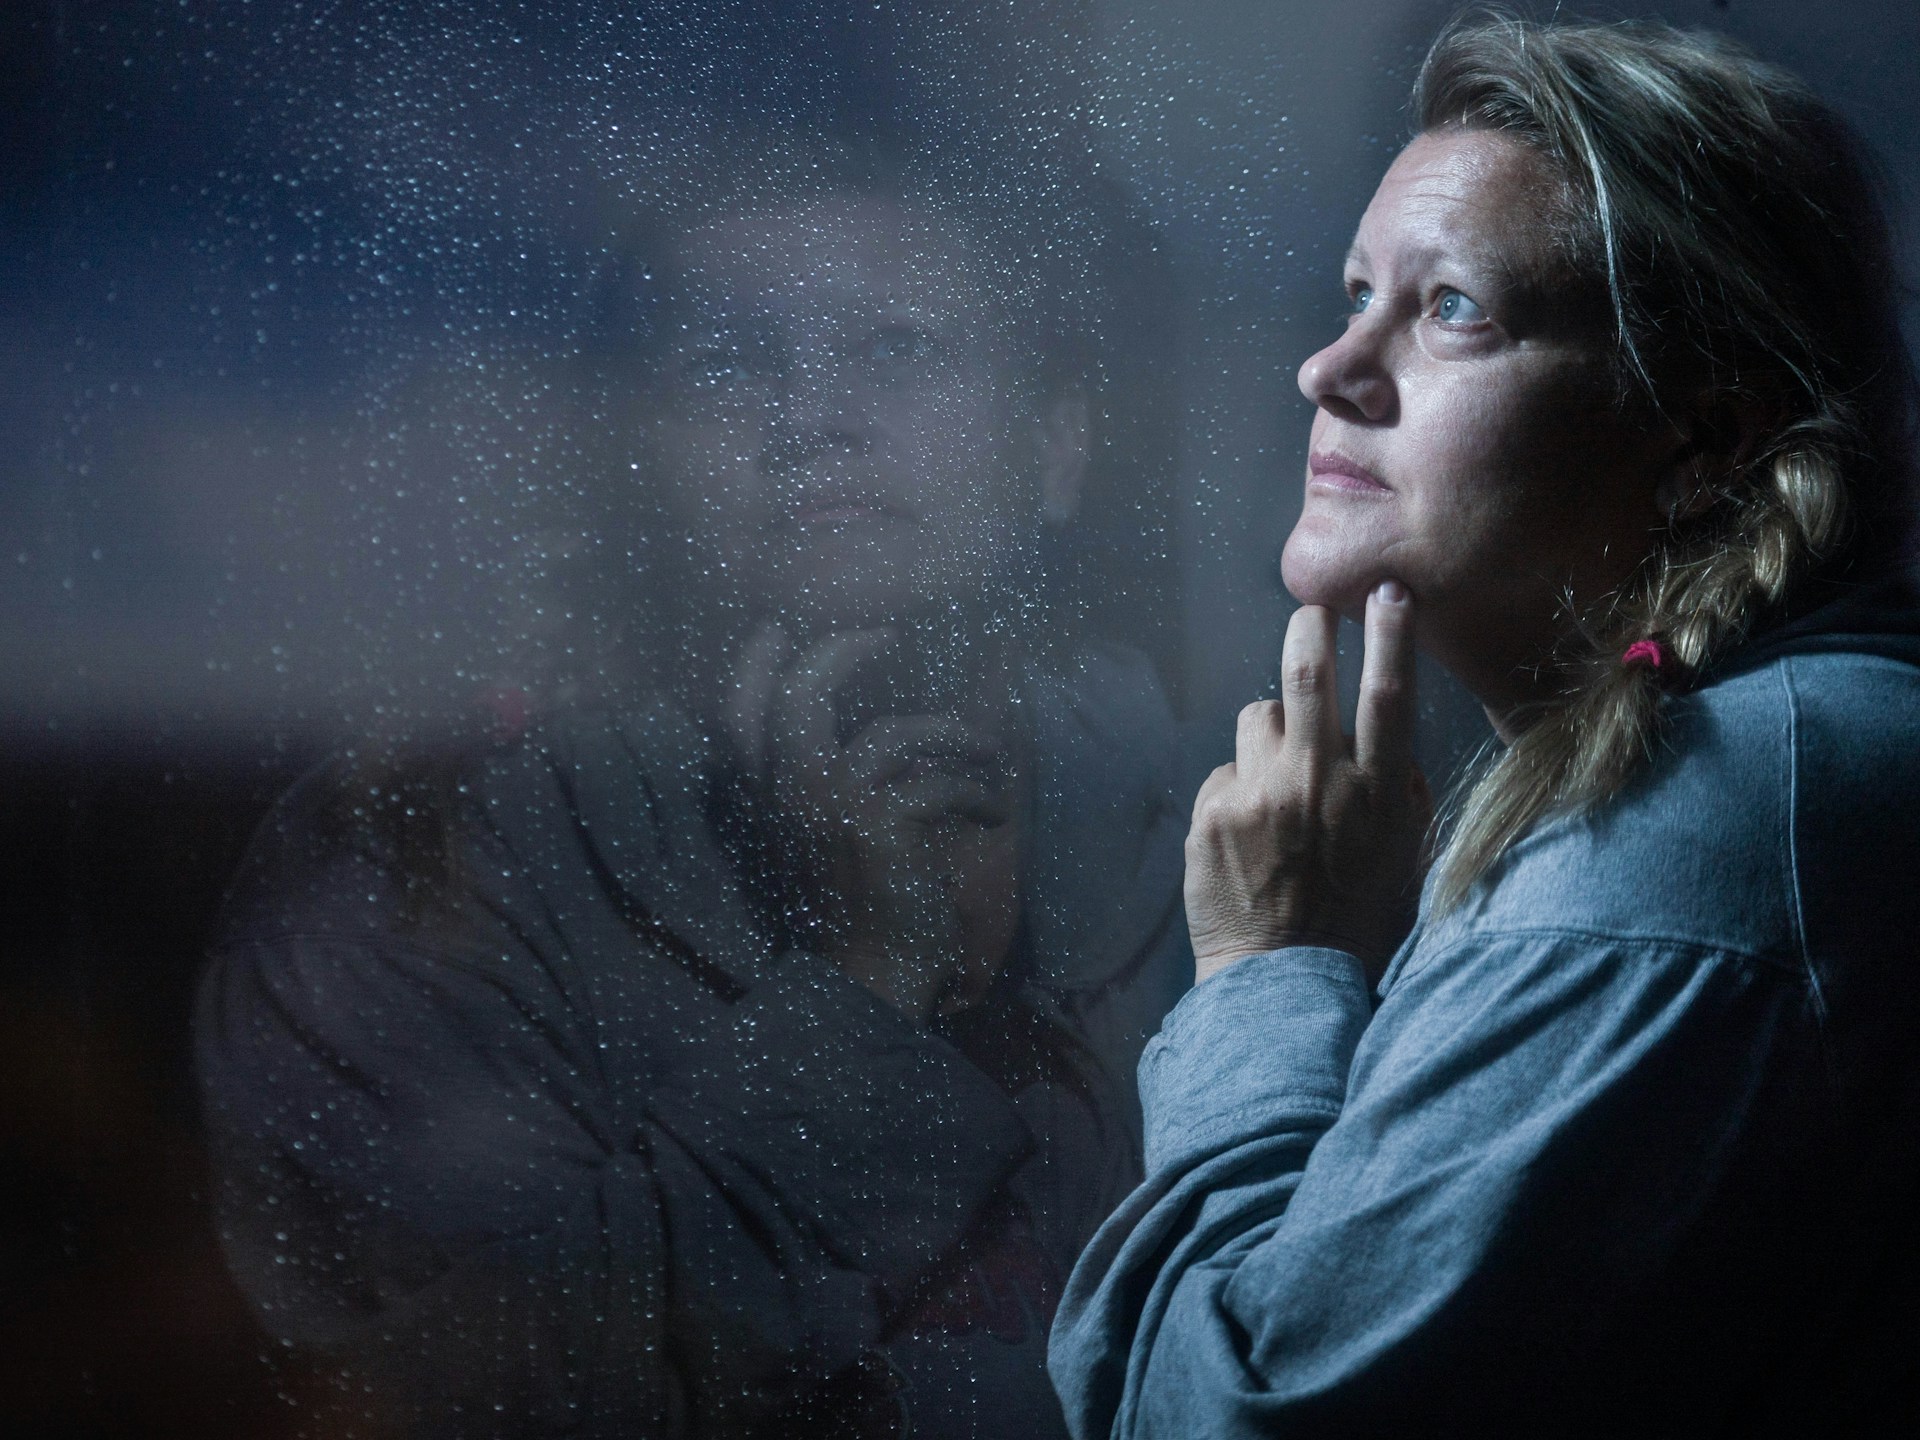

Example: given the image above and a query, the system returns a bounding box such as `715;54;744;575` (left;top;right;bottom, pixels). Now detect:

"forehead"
669;196;990;318
1351;128;1571;281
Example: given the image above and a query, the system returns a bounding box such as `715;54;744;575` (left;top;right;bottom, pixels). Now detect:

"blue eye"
679;350;756;388
865;325;935;363
1434;288;1487;324
1349;285;1374;315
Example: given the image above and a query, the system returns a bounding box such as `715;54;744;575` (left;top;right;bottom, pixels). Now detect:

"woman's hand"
725;622;1023;1022
1186;583;1432;986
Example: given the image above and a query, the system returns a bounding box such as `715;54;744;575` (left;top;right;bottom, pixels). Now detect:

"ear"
1034;388;1092;526
1654;389;1771;523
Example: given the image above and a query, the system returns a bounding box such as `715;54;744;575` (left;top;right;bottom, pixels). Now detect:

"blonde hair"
1417;13;1916;912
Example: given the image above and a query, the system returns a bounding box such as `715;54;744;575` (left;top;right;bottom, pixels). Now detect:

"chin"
1279;527;1376;620
761;575;950;637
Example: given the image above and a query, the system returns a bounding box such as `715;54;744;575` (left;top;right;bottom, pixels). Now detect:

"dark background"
5;3;1917;1434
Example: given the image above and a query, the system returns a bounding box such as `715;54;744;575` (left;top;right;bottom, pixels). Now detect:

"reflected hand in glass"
726;620;1024;1021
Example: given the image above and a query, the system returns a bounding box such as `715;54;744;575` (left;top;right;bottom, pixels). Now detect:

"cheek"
1480;383;1655;542
646;418;770;530
917;372;1014;444
1407;404;1532;546
1407;362;1533;481
889;388;1024;519
1408;370;1658;605
1406;359;1613;523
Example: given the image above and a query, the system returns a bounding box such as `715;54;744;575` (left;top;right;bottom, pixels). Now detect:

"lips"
784;488;910;526
1307;450;1390;493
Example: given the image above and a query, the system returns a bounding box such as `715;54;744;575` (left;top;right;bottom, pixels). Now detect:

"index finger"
721;621;794;779
771;628;897;757
1277;605;1342;771
1355;580;1416;782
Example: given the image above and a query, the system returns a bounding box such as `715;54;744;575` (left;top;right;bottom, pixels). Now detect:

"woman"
197;127;1189;1438
1050;15;1920;1437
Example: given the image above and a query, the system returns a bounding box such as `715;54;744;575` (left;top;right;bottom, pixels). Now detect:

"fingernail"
1375;579;1408;605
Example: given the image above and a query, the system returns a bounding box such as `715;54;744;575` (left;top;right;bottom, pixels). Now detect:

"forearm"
1140;948;1371;1172
647;955;1034;1292
1049;948;1372;1439
1051;928;1820;1439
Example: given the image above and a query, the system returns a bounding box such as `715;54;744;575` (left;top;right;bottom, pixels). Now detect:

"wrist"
1192;930;1377;985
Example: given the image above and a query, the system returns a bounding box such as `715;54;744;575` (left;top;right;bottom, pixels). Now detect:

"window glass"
4;3;1916;1434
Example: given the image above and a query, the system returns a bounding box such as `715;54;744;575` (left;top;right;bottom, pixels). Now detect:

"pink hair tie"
1621;639;1670;672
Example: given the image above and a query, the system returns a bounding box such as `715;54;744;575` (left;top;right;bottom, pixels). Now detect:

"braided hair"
1416;12;1916;913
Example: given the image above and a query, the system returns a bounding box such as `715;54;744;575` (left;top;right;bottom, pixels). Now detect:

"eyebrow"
1343;238;1461;278
1342;234;1533;295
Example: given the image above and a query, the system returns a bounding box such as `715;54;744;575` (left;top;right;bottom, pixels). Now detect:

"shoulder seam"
1394;923;1806;991
1778;662;1813;975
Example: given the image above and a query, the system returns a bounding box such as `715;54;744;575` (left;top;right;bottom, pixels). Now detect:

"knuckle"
1198;763;1236;796
1282;658;1324;697
1365;674;1407;707
1215;793;1269;835
1192;791;1243;837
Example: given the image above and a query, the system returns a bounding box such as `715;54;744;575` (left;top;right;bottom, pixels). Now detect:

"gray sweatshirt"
1049;571;1920;1438
197;646;1189;1439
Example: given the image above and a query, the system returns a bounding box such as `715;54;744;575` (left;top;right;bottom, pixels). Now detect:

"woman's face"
1282;128;1680;717
632;195;1069;638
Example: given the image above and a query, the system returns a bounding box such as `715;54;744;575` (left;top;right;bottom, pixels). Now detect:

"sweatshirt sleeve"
198;925;1031;1439
1046;931;1821;1439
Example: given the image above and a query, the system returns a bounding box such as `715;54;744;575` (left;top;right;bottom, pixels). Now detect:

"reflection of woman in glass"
1052;16;1920;1437
197;129;1188;1437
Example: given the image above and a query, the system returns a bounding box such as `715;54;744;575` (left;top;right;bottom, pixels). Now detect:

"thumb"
722;622;794;781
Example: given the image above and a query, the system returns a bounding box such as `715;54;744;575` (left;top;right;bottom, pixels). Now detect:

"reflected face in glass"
1283;129;1674;703
635;196;1046;634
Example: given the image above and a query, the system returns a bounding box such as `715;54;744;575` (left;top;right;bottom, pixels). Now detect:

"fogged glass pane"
4;2;1916;1435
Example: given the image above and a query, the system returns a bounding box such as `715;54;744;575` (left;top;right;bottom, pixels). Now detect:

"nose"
1297;317;1395;425
764;350;870;473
